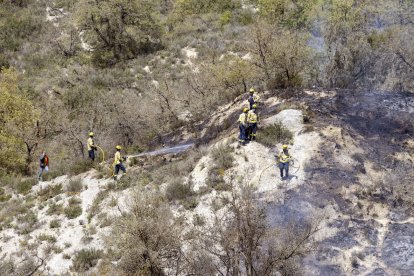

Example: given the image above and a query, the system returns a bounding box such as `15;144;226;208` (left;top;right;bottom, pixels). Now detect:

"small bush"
65;179;83;194
44;244;63;255
351;153;365;164
0;194;11;202
257;123;293;147
38;184;63;201
64;197;83;219
88;190;109;222
69;159;94;176
166;180;194;201
64;205;82;219
97;213;113;228
63;253;71;260
49;219;61;228
16;210;38;233
0;187;11;202
128;157;140;167
71;248;103;272
182;196;199;210
47;202;63;215
42;166;66;181
37;233;57;243
15;178;37;194
211;143;234;170
68;196;82;205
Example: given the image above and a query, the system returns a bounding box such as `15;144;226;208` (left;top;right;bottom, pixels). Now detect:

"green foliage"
175;0;239;15
75;0;162;65
15;178;36;195
207;143;234;190
108;191;182;274
37;233;57;243
219;11;232;27
69;159;94;176
37;184;63;202
64;204;82;219
211;143;235;171
71;248;103;272
47;202;64;215
64;197;83;219
0;1;43;53
88;190;109;222
0;69;39;174
257;123;293;147
165;180;193;201
257;0;319;29
66;179;83;194
49;219;61;228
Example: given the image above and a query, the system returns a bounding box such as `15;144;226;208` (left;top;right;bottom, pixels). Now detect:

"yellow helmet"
243;107;249;113
282;145;288;149
252;103;257;109
89;132;94;137
116;145;122;150
249;88;255;93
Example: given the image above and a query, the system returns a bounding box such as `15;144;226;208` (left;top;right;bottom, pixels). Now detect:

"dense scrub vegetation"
1;0;414;176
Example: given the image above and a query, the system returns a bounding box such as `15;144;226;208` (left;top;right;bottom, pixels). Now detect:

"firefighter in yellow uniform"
278;145;291;180
238;108;249;145
247;103;259;141
247;88;261;110
87;132;97;161
113;145;126;180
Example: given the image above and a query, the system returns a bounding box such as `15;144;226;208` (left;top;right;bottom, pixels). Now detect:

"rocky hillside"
0;89;412;275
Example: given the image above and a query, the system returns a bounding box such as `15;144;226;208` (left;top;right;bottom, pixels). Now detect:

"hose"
257;158;300;185
95;145;105;164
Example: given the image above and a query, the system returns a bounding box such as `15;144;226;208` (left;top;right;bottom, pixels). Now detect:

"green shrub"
49;219;61;228
0;174;21;188
64;205;82;219
257;123;293;147
0;194;11;202
71;248;103;272
182;196;199;210
64;197;83;219
37;184;63;201
88;190;109;222
16;210;38;234
68;196;82;205
42;166;66;181
69;159;94;176
37;233;57;243
15;178;36;194
211;143;234;170
166;180;193;201
0;188;11;202
63;253;71;260
66;179;83;194
47;202;63;215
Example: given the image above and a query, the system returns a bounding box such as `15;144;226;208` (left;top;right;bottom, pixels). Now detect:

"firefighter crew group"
87;132;127;180
238;88;260;146
39;88;290;182
238;88;293;180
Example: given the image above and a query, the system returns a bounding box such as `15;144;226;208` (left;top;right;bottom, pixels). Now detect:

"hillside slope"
0;90;413;275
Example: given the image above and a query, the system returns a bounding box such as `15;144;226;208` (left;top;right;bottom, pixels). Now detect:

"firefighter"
238;108;249;145
247;103;259;141
113;145;126;180
87;132;97;161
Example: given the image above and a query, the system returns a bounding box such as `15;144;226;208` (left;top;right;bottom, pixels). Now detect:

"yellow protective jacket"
114;151;122;165
247;94;261;106
87;137;94;151
279;150;290;163
247;110;258;123
238;113;247;125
